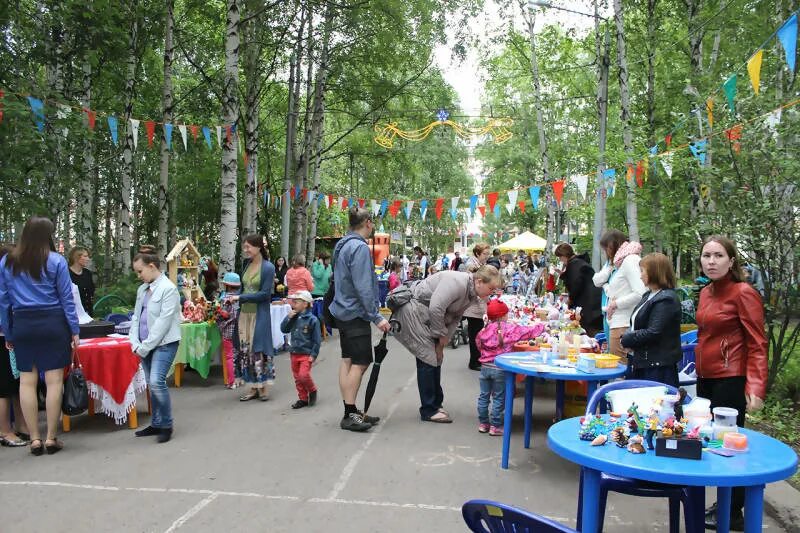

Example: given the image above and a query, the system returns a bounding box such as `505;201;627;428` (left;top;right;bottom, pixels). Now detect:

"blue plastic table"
547;417;798;533
495;353;627;469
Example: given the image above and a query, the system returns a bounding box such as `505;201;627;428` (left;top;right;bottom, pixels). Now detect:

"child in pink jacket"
475;299;546;436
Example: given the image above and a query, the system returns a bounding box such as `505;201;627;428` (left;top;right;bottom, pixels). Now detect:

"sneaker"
358;411;380;425
341;413;372;432
308;390;317;406
135;425;160;437
291;400;309;409
478;423;490;433
157;428;173;443
489;426;503;436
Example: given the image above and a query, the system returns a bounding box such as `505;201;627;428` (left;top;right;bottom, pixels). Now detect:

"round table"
494;353;627;469
172;322;222;386
547;417;798;533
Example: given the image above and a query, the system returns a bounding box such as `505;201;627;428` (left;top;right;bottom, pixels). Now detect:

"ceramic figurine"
626;403;644;434
591;434;607;446
627;434;646;454
674;388;687;420
610;427;629;448
645;409;659;450
662;416;675;438
687;425;701;440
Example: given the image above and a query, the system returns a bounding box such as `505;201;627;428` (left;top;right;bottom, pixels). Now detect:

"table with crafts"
547;417;798;533
172;322;222;387
494;353;627;469
64;336;147;431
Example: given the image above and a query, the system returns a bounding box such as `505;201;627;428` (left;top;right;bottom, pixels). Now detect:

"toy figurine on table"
610;426;629;448
645;409;659;450
674;387;687;420
626;403;645;434
627;434;646;454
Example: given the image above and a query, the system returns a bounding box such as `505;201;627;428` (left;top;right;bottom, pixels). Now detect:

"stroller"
450;317;470;349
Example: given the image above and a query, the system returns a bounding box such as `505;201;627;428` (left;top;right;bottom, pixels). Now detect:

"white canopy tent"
496;231;547;253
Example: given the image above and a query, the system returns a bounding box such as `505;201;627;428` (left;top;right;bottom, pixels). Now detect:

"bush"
93;273;140;318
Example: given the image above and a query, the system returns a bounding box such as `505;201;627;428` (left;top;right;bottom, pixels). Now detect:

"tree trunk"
521;1;553;249
613;0;639;241
646;0;662;252
293;9;315;256
685;0;704;229
590;0;610;269
241;0;262;237
305;4;334;262
103;182;113;282
219;0;241;276
118;2;139;272
158;0;175;256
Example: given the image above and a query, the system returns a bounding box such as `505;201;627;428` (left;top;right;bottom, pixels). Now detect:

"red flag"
725;125;743;153
189;124;199;140
635;160;645;187
665;133;672;149
289;187;296;200
327;194;334;208
84;108;96;130
478;206;486;218
358;198;366;208
389;200;401;218
518;201;526;214
0;90;4;123
145;121;156;147
486;192;499;212
434;198;444;220
551;180;565;205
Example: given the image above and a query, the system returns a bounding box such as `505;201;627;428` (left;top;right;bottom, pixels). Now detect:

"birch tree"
118;0;139;271
158;0;175;256
77;55;95;250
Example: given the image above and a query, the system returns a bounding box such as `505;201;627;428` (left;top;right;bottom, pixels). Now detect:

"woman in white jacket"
593;230;646;357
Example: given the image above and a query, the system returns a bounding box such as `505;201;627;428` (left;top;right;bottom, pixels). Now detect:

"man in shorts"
330;207;392;431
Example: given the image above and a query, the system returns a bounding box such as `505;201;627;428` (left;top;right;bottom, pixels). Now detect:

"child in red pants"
216;273;242;388
280;290;321;409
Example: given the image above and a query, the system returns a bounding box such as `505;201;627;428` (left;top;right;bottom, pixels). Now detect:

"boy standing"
280;290;321;409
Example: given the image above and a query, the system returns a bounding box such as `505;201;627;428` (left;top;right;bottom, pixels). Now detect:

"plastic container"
713;407;739;426
713;423;738;440
723;432;749;452
594;354;621;368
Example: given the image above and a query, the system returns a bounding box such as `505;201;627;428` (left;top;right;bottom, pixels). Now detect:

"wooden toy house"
166;238;204;301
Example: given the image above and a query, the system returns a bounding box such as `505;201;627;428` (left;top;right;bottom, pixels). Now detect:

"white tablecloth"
88;366;147;424
271;303;292;350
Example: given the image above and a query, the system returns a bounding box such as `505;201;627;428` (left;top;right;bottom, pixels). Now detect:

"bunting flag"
358;198;366;209
571;174;588;199
404;201;414;219
202;126;211;149
179;124;188;150
289;187;296;200
308;189;317;205
604;168;616;197
505;203;514;215
765;108;782;136
723;74;737;114
380;199;388;217
27;97;44;132
528;186;540;209
450;208;458;221
725;124;743;153
339;196;348;210
146;121;156;147
661;153;673;177
486;191;499;212
469;195;478;217
108;115;118;146
493;205;501;218
190;124;199;141
451;197;460;212
216;126;222;148
689;139;707;165
478;205;486;218
551;180;565;206
706;98;714;129
777;14;797;72
665;133;672;149
84;108;96;130
625;163;634;183
434;198;444;220
164;123;173;150
518;201;526;214
419;200;428;221
635;161;646;187
507;189;518;206
129;118;140;150
389;200;401;218
747;50;763;95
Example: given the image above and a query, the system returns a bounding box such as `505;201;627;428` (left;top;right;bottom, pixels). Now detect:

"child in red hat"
475;299;546;436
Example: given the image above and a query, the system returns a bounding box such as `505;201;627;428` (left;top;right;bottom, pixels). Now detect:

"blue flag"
528;186;540;210
469;195;478;217
164;123;173;150
202;126;212;149
380;199;388;217
450;208;458;221
108;115;119;146
777;14;798;73
27;97;45;132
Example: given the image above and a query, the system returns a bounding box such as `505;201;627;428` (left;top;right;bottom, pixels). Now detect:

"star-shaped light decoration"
436;108;449;122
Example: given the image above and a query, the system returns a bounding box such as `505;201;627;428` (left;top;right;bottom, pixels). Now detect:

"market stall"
496;231;547;253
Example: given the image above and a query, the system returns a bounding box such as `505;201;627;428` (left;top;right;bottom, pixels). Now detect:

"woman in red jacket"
696;235;768;530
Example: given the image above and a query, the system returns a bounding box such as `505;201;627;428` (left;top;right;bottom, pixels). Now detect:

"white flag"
451;197;460;211
765;108;782;138
130;119;140;150
216;126;222;149
571;174;588;200
179;124;188;151
507;189;518;206
370;199;379;216
505;203;515;215
660;154;673;178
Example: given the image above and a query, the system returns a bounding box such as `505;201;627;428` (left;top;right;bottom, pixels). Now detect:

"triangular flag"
146;121;156;147
370;199;380;217
215;126;222;148
505;203;514;215
289;187;297;200
507;189;518;206
660;154;673;177
308;189;316;205
318;193;325;206
747;50;763;95
571;175;588;199
347;197;354;208
665;133;672;148
725;124;743;154
108;115;119;146
777;14;797;73
27;97;45;132
339;197;347;210
478;205;486;218
723;74;737;115
179;124;188;150
164;123;173;150
389;200;401;218
190;124;199;141
551;180;565;206
129;118;140;150
83;108;96;130
518;201;526;214
765;108;782;135
420;200;428;221
451;197;460;211
358;198;366;209
486;191;499;212
706;98;714;129
493;205;501;218
404;201;414;219
450;208;458;221
528;186;540;209
689;139;707;165
380;199;388;217
469;195;478;217
635;161;645;188
202;126;212;149
435;198;444;220
626;163;634;183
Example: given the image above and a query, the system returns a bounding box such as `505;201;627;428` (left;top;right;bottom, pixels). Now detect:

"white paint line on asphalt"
310;497;462;512
326;371;417;501
163;492;219;533
0;480;120;491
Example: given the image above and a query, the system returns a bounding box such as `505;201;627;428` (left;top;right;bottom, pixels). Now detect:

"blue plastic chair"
104;313;129;325
579;380;702;533
680;343;697;368
680;329;698;344
463;500;576;533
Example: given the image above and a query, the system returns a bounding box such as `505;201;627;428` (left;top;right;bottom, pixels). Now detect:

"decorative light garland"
373;109;513;148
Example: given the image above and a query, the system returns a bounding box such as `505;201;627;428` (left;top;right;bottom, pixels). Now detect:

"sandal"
1;435;28;447
30;439;44;456
16;431;31;441
258;389;269;402
425;412;453;423
239;390;259;402
45;438;64;455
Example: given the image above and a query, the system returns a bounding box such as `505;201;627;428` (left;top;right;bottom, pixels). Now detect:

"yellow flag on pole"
747;50;763;95
706;98;714;129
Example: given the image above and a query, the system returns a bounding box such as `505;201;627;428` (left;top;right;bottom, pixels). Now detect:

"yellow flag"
747;49;763;95
706;98;714;129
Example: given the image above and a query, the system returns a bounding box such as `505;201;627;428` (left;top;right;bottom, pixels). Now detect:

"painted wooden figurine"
645;409;659;450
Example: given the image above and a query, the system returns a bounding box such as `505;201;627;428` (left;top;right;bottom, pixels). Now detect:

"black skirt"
10;306;72;372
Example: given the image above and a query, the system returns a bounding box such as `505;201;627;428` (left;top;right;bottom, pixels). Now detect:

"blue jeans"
416;357;444;420
142;342;179;429
477;366;505;427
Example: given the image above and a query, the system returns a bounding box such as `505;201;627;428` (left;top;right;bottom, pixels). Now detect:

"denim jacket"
280;309;321;358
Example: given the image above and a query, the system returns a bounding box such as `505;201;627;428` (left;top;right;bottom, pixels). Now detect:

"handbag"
62;350;89;416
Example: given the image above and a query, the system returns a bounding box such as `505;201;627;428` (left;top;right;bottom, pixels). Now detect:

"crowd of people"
0;211;769;527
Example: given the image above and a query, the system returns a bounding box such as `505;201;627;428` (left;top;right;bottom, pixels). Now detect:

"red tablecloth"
77;337;141;404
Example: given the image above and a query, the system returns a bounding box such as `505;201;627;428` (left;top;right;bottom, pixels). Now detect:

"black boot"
135;425;160;437
704;503;744;531
157;428;173;443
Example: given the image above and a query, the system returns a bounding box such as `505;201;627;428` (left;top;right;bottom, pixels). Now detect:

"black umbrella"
363;331;389;415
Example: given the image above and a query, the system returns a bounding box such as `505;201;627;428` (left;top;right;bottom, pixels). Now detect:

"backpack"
322;234;362;328
385;282;416;312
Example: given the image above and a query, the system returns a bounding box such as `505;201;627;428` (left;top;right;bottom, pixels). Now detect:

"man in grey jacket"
331;208;391;431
